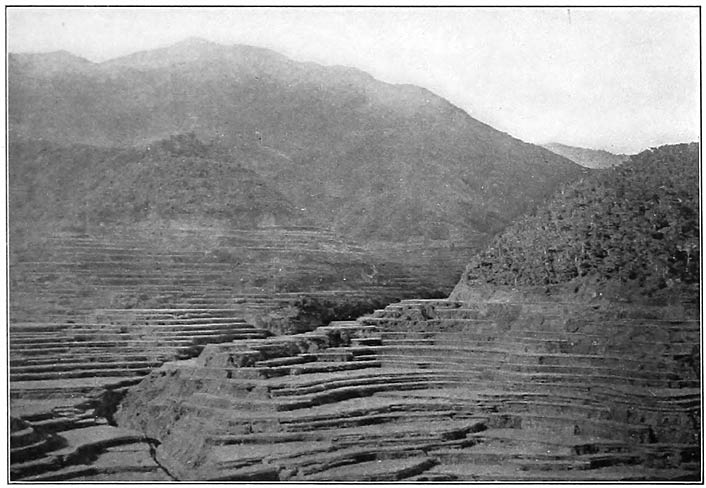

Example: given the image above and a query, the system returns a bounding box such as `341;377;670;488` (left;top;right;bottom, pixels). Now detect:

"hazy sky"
7;7;700;154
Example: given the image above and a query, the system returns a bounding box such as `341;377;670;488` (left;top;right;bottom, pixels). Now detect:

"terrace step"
11;368;153;381
10;455;63;480
255;354;318;368
11;437;59;463
307;456;438;481
314;347;377;362
9;327;261;340
418;463;699;481
210;415;487;445
350;337;383;346
274;379;454;412
11;426;42;446
257;359;382;382
10;353;173;367
11;360;163;374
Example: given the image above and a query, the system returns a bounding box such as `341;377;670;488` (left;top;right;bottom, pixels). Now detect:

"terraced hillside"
10;417;173;481
10;224;463;321
10;224;700;481
8;39;698;481
8;41;586;472
9;223;468;445
99;296;698;481
31;141;691;482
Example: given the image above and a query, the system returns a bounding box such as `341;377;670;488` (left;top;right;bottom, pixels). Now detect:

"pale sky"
6;6;701;154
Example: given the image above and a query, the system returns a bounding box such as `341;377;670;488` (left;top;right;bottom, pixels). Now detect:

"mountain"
457;143;699;302
543;142;629;169
9;38;585;243
8;50;94;75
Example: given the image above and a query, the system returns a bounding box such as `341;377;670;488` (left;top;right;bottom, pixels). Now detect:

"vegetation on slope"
461;143;699;299
9;134;300;232
9;39;584;242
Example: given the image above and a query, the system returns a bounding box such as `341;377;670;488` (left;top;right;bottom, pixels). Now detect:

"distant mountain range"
542;142;630;169
9;38;585;243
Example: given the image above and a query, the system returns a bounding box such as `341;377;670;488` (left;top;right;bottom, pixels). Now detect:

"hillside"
543;142;629;169
9;38;584;243
457;143;699;302
9;134;301;234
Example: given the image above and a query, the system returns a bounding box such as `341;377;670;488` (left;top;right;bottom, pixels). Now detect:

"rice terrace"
7;7;701;482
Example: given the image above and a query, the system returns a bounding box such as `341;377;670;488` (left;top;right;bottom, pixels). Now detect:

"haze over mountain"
543;142;630;169
9;38;585;243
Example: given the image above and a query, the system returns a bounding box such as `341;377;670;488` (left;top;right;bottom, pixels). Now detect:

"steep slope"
9;38;584;242
455;143;699;302
543;142;629;169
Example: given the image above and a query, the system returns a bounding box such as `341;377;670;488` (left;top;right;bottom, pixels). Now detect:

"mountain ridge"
9;39;585;243
542;142;630;169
